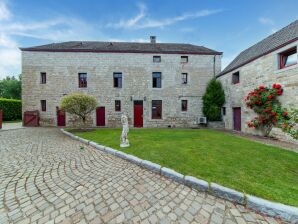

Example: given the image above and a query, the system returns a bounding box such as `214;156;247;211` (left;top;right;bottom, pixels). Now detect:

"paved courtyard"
0;128;283;224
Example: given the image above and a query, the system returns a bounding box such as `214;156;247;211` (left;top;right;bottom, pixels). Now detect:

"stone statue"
120;114;130;148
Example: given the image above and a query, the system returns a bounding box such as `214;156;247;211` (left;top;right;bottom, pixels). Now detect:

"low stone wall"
207;121;224;129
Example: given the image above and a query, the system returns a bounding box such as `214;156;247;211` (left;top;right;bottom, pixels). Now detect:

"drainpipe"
213;55;216;78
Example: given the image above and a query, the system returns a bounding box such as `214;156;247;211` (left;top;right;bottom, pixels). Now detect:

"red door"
134;101;143;127
96;107;105;126
233;107;241;131
57;109;66;126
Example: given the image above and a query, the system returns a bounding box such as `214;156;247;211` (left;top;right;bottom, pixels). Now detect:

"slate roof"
219;20;298;77
20;41;222;55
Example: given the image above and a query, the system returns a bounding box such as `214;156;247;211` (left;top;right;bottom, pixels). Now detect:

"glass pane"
285;52;297;66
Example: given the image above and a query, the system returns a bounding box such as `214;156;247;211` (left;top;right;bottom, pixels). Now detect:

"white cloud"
259;17;274;25
0;0;11;21
0;1;97;78
107;3;222;29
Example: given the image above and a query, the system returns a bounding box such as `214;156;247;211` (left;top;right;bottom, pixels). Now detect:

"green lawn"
70;128;298;206
3;120;22;123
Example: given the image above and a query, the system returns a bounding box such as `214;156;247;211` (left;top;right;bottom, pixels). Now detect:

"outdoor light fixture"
144;96;147;101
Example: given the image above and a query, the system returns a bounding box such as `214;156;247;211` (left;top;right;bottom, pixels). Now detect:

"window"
181;100;188;111
182;73;188;84
222;107;226;116
115;100;121;111
232;71;240;84
152;100;162;119
152;72;162;88
78;73;87;88
113;73;122;88
181;56;188;63
279;47;297;69
40;72;46;84
41;100;46;111
153;56;161;63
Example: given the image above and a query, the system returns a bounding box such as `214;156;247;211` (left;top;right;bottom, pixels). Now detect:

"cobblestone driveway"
0;128;283;224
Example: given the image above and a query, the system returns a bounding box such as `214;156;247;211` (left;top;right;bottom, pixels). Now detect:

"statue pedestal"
120;143;130;148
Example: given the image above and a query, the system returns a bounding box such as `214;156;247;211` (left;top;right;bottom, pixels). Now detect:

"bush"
202;79;225;121
245;84;297;139
0;98;22;121
60;93;97;126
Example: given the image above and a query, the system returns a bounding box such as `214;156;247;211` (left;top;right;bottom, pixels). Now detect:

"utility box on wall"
23;110;40;127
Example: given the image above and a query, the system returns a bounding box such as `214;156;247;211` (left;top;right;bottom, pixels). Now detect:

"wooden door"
57;109;66;126
96;107;105;126
233;107;241;131
134;101;143;127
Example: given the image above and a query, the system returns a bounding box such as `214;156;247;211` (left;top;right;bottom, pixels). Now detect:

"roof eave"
20;48;223;55
217;36;298;78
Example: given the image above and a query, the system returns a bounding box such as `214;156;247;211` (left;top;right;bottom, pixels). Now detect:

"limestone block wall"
22;51;221;128
218;40;298;142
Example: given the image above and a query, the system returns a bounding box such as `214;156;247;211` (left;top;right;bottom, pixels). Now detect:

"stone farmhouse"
217;20;298;141
21;36;222;127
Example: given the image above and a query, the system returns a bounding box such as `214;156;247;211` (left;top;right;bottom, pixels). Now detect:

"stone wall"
22;51;221;128
217;40;298;142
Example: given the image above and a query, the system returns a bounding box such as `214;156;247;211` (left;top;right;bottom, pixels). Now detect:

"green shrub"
0;98;22;121
202;79;225;121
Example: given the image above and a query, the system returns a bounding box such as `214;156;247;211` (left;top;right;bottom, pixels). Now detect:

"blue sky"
0;0;298;79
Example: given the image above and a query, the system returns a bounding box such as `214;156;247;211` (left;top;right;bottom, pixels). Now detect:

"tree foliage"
0;75;22;100
202;79;225;121
60;93;97;126
245;84;297;139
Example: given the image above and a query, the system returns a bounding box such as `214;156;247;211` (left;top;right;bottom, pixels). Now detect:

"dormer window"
153;56;161;63
279;47;297;69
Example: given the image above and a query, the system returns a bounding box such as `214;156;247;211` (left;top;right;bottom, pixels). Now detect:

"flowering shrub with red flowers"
245;84;297;139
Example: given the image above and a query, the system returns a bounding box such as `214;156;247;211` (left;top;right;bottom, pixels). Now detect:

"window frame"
152;72;162;88
151;100;162;119
113;72;122;88
153;55;161;63
41;100;46;112
279;47;297;69
115;100;121;112
40;72;46;84
181;100;188;112
181;56;188;63
78;73;87;88
232;71;240;84
222;107;226;116
182;73;188;84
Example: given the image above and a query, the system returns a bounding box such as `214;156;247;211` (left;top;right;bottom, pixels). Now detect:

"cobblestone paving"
0;128;284;224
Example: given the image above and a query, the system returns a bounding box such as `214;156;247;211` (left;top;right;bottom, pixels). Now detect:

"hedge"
0;98;22;121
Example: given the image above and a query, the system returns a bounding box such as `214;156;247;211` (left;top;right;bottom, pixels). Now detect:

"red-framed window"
115;100;121;111
232;71;240;84
40;72;46;84
279;47;297;69
78;73;87;88
181;100;188;111
41;100;46;111
152;100;162;119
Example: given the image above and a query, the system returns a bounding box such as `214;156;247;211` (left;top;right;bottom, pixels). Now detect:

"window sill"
275;63;298;74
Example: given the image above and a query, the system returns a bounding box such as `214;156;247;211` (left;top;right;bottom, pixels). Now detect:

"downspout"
213;55;216;78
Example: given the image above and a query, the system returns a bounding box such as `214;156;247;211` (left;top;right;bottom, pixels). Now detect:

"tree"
60;93;97;127
245;84;297;139
202;79;225;121
0;75;22;99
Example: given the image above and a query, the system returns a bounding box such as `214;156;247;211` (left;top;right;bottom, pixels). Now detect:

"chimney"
150;36;156;44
